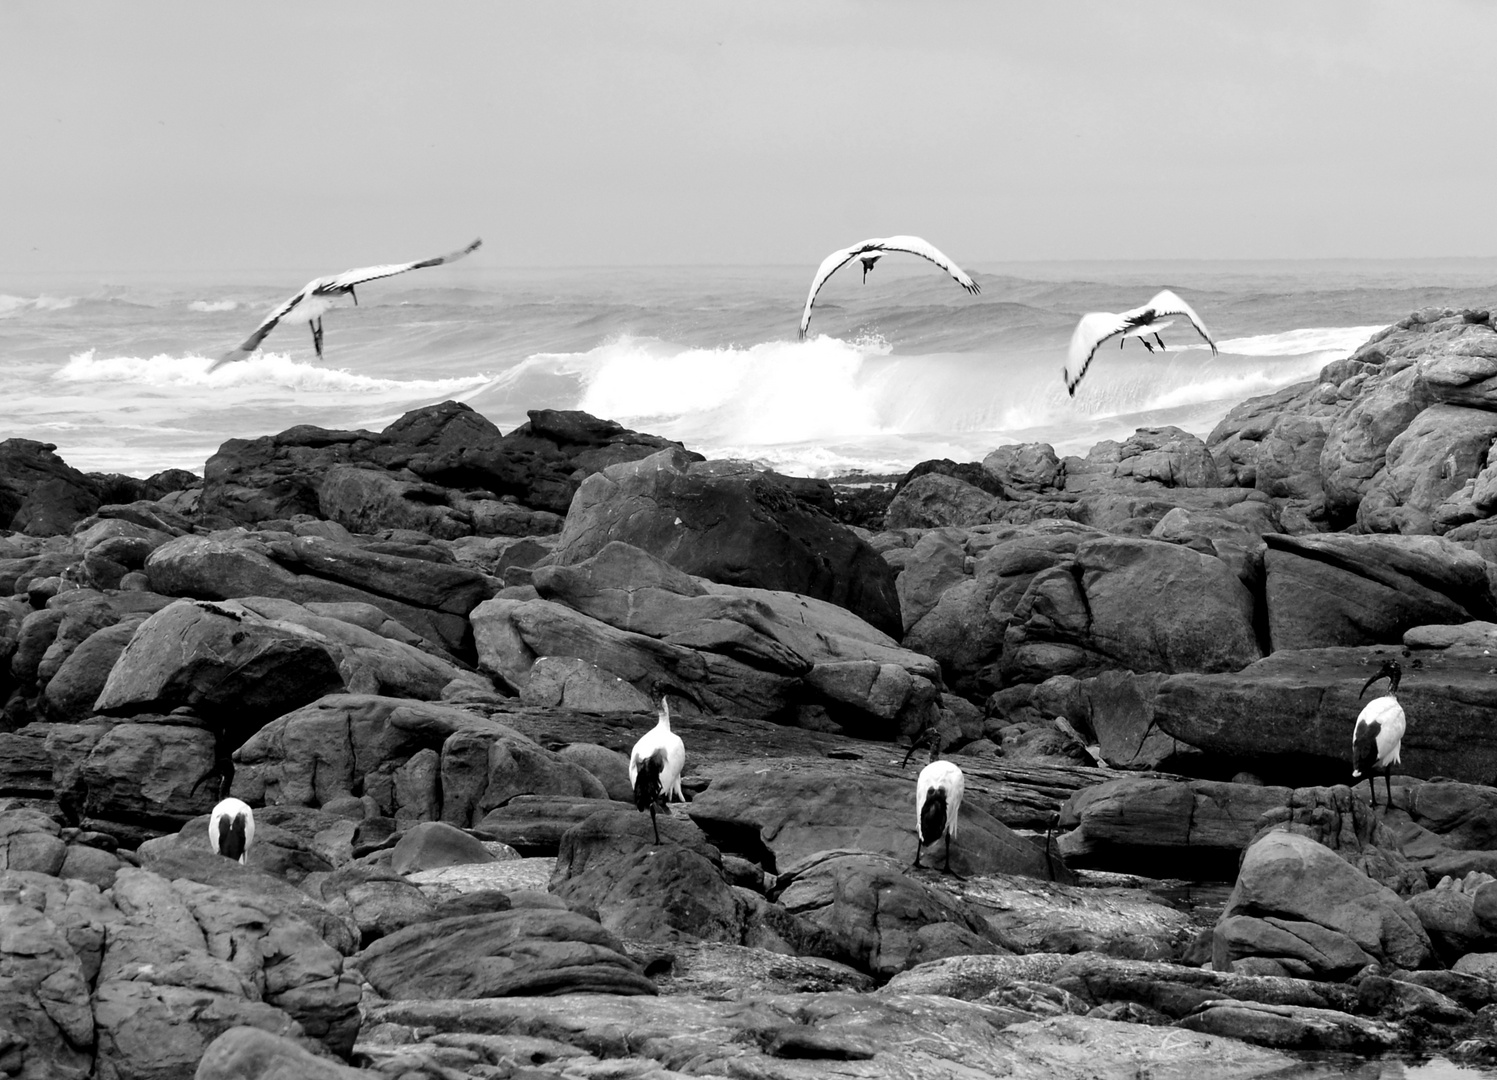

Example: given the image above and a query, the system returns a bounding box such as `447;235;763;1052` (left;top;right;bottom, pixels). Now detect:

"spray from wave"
464;323;1377;474
187;299;239;313
0;294;77;317
54;349;491;399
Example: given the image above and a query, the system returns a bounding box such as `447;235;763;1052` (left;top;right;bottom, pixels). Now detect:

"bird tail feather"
633;750;666;812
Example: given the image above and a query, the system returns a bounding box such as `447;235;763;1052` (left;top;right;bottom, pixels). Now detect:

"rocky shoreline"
6;307;1497;1077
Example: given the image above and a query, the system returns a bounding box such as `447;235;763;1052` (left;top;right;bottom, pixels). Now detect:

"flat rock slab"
365;994;1294;1079
1156;644;1497;784
956;875;1197;959
358;908;657;999
687;759;1064;881
467;699;1117;830
409;857;553;895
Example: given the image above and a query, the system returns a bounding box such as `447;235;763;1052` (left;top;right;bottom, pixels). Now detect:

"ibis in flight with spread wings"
798;236;979;339
1062;289;1217;397
210;237;481;371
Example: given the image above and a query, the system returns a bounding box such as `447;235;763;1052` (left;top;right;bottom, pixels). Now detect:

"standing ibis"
1351;658;1405;809
630;694;687;843
902;731;966;877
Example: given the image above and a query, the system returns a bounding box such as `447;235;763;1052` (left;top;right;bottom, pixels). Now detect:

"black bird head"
860;253;882;281
900;725;942;768
1360;659;1402;699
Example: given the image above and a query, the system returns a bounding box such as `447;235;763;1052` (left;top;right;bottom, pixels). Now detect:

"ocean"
3;259;1495;479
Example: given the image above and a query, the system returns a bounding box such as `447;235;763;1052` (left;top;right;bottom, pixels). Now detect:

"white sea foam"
53;349;491;397
1206;325;1384;356
187;299;239;313
0;293;76;316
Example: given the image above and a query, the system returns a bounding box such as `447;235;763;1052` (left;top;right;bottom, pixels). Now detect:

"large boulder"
93;599;345;737
1086;427;1221;488
553;449;902;637
776;852;1003;979
1002;535;1261;683
478;542;941;734
1154;645;1497;784
1357;404;1497;533
1213;830;1433;978
0;893;94;1079
0;439;101;536
357;906;657;999
884;473;1007;530
143;533;488;655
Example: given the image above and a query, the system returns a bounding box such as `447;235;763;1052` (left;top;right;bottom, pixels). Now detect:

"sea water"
2;259;1495;478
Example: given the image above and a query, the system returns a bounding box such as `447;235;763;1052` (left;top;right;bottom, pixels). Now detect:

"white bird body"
208;797;255;865
630;698;687;841
1351;659;1405;807
914;758;965;873
799;235;979;339
1062;290;1217;397
211;237;481;371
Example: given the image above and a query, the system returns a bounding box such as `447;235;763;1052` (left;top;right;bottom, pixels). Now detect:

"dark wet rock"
1214;830;1432;978
552;448;903;637
0;439;102;537
884;472;1007;529
1028;670;1176;769
358;906;657;999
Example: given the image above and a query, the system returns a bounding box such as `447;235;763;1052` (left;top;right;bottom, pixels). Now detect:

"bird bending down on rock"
903;729;966;878
630;693;687;843
798;236;980;339
1062;289;1218;397
210;237;482;371
209;796;255;865
1352;658;1405;809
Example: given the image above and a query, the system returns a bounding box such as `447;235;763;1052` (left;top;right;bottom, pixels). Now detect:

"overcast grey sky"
4;2;1496;274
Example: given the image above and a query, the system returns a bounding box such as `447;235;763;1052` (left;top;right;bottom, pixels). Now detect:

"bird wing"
320;237;483;291
1062;290;1217;397
209;286;316;371
209;238;482;371
1062;311;1130;396
1133;290;1217;354
798;235;980;339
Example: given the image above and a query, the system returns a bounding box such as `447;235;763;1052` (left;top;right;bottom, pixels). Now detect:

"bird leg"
1140;338;1155;353
349;286;359;306
1366;773;1378;809
1153;332;1167;350
911;839;924;871
942;834;965;881
1384;766;1394;809
649;802;661;844
311;318;324;358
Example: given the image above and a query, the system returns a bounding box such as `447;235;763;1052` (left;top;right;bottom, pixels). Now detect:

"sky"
4;1;1497;274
